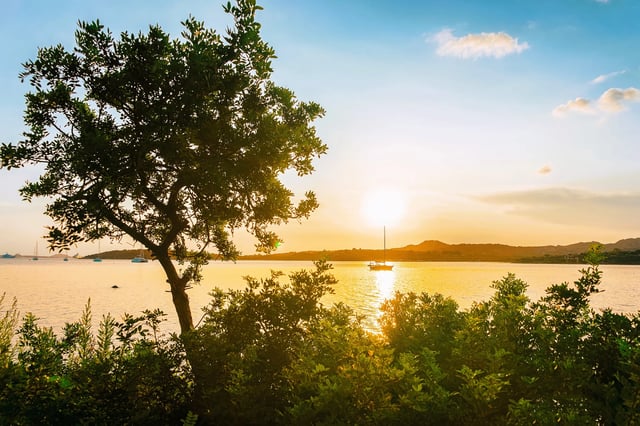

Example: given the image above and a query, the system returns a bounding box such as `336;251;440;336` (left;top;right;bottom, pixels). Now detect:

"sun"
361;188;407;227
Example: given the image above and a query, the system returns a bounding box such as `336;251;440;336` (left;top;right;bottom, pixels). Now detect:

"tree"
0;0;326;334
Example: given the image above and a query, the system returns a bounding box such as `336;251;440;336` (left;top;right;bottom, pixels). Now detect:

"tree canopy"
0;0;326;333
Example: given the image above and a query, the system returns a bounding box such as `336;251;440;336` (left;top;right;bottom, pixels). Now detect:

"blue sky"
1;0;639;255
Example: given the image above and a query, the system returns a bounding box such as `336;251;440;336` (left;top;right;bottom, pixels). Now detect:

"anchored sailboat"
368;226;393;271
93;240;103;262
131;249;148;263
32;241;39;261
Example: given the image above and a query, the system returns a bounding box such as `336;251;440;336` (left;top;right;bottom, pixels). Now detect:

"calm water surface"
1;258;639;333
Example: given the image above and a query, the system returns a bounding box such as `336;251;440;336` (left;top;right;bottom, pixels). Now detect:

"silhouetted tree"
0;0;326;333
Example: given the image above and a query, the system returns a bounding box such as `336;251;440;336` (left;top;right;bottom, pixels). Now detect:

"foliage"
3;255;640;424
0;301;191;425
376;246;640;424
0;0;326;333
183;260;338;424
183;259;453;425
0;294;19;369
285;306;451;425
380;291;464;375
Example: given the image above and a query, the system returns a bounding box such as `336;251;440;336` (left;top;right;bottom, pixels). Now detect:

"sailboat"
368;226;393;271
93;240;103;262
32;241;39;261
131;248;148;263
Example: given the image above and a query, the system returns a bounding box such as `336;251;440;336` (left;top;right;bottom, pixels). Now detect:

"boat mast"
383;226;386;264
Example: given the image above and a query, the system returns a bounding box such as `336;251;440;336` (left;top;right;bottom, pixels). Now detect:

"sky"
1;0;639;256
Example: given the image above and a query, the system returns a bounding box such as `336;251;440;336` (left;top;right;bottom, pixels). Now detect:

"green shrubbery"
2;256;640;424
0;301;191;425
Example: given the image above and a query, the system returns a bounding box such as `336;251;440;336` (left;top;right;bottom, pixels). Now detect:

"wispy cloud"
430;29;529;59
595;0;611;3
552;98;594;117
538;165;552;175
591;70;626;84
479;187;640;228
553;87;640;117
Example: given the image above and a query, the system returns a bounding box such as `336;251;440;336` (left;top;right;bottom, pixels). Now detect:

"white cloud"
591;70;626;84
431;29;529;59
553;87;640;117
598;87;640;112
552;97;594;117
595;0;611;3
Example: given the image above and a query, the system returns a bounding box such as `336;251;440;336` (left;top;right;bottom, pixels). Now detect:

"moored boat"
32;241;39;261
93;241;103;262
368;261;393;271
131;255;148;263
368;226;393;271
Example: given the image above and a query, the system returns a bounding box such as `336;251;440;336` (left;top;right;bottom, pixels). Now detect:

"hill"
75;238;640;264
239;238;640;264
82;249;152;260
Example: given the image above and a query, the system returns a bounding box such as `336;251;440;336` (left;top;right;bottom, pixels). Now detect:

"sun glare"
361;188;407;227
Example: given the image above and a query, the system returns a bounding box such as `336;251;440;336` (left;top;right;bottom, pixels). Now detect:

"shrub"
4;253;640;424
0;301;191;425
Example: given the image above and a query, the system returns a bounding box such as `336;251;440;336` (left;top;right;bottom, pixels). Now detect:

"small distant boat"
63;257;69;262
368;226;393;271
131;254;148;263
131;246;149;263
93;241;103;262
1;253;16;259
32;241;39;261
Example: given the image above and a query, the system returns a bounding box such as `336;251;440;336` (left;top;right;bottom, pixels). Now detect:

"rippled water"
1;258;639;333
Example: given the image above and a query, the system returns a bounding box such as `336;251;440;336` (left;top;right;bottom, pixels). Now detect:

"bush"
3;254;640;424
0;301;191;425
183;260;338;424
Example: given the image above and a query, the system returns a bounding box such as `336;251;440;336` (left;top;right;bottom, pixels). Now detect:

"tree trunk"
171;282;194;334
156;254;194;334
153;253;211;416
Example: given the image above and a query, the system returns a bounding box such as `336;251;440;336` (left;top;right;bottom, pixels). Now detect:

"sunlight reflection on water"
371;270;396;328
374;270;396;305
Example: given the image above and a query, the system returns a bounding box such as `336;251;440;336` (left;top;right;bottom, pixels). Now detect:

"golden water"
1;258;638;334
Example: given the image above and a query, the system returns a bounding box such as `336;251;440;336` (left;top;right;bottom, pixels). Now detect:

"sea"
1;258;639;334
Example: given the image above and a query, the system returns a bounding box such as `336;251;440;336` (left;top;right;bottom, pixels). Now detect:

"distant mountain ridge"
10;238;640;263
240;238;640;263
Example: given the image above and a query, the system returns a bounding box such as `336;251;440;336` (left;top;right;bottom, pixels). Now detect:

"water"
1;258;639;334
